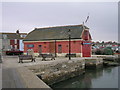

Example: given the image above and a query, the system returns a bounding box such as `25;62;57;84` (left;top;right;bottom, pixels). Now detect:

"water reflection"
51;66;118;88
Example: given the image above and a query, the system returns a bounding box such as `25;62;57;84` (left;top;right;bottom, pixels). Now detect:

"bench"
18;55;35;63
40;54;55;61
65;53;76;57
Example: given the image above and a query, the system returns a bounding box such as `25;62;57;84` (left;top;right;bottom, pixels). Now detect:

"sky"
0;1;119;42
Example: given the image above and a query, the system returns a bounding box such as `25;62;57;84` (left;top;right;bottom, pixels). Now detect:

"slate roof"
0;33;27;39
24;24;89;41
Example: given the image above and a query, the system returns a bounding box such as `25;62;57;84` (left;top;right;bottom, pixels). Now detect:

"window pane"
27;44;34;48
3;34;7;39
14;39;17;44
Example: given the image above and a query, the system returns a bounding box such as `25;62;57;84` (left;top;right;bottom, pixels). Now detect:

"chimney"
16;30;19;35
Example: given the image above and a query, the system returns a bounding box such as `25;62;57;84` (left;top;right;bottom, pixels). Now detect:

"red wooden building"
23;25;92;57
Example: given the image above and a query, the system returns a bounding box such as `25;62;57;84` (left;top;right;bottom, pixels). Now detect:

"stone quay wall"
17;67;52;88
17;67;52;90
92;55;119;61
84;57;103;69
27;59;85;85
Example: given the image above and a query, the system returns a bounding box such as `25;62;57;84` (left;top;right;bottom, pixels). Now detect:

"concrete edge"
16;67;52;89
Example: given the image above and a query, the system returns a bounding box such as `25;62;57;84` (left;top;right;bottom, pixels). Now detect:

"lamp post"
54;40;57;57
68;29;71;60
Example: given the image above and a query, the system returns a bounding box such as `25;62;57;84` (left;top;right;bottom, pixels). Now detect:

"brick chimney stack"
16;30;19;35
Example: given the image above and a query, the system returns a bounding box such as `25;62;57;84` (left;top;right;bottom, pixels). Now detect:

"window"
14;39;17;44
2;46;5;49
58;45;62;53
44;46;46;48
38;45;42;53
3;34;7;39
27;44;34;48
15;45;17;49
73;41;76;43
20;34;27;38
10;45;13;49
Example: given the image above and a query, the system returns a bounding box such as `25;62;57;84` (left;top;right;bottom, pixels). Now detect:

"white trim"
24;53;39;56
84;29;89;31
24;52;83;57
56;53;82;57
15;45;17;49
57;53;66;57
1;0;119;3
10;45;13;49
76;53;83;57
23;39;83;43
14;39;17;44
80;29;85;38
80;29;91;41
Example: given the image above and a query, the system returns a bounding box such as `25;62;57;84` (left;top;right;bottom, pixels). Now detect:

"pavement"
2;56;70;68
2;56;25;88
1;55;86;88
1;55;72;88
2;68;25;88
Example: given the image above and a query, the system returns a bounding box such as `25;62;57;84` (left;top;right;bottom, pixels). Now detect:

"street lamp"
54;40;57;57
68;29;71;60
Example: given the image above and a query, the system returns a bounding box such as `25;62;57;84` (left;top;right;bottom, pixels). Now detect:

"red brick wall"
24;42;50;53
56;41;82;53
82;30;92;41
24;40;92;57
10;39;19;50
82;41;92;57
24;40;84;54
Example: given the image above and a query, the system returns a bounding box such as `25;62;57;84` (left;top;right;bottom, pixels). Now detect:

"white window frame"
10;45;13;49
14;39;17;44
3;34;7;39
15;45;17;49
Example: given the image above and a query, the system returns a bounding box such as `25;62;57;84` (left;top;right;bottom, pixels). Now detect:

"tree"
94;47;114;55
95;49;102;55
103;47;114;55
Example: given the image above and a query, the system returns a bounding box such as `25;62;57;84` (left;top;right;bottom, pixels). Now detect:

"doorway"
38;45;42;54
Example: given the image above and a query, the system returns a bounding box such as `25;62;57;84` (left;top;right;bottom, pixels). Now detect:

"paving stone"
2;68;25;88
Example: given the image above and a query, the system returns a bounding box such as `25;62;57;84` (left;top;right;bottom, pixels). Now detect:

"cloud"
2;2;118;42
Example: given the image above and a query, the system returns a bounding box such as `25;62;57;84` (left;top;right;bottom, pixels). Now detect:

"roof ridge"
0;32;16;34
35;24;83;30
0;32;27;34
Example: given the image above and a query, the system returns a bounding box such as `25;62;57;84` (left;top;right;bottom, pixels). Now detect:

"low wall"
27;59;85;85
84;57;103;69
17;67;52;88
92;55;119;62
24;53;83;57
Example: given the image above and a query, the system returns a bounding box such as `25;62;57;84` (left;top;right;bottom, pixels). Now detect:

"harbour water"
51;66;119;88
